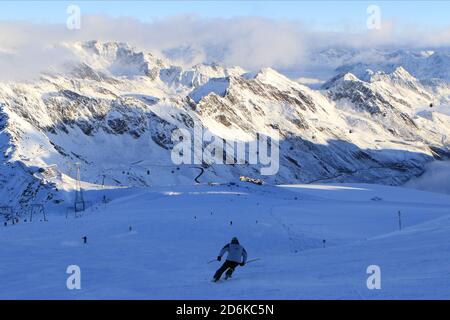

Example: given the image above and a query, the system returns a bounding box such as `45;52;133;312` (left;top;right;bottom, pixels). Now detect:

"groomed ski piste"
1;181;450;299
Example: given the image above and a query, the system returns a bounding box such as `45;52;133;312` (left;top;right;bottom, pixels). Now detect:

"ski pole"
246;258;261;264
207;259;217;264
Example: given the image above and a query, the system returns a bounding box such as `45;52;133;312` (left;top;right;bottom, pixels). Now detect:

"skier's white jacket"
219;243;248;263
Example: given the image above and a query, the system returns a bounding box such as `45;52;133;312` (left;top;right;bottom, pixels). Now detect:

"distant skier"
212;237;247;282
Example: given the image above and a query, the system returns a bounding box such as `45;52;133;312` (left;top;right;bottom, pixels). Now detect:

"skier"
212;237;247;282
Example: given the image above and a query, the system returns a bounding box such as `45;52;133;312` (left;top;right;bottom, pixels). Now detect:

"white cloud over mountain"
1;15;450;80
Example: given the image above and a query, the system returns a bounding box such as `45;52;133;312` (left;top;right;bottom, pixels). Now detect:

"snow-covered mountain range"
1;41;450;211
305;47;450;84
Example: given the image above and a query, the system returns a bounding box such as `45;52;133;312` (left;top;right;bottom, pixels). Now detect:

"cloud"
1;15;450;81
75;15;309;69
405;161;450;195
0;42;77;81
0;20;79;81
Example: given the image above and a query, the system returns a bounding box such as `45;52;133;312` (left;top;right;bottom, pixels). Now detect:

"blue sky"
1;1;450;30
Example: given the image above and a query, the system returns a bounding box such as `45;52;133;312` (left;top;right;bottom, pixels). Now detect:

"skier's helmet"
231;237;239;244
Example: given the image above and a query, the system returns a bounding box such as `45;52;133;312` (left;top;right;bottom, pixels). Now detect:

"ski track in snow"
0;182;450;299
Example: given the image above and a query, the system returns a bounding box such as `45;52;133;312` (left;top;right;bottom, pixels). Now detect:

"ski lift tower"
0;206;14;224
74;162;85;212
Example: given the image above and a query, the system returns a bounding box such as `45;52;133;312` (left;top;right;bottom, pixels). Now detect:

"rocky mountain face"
1;41;450;211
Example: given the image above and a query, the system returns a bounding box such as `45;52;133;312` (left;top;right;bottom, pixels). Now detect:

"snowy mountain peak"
80;40;133;57
255;67;290;83
392;66;412;77
251;67;308;91
342;72;360;82
321;72;360;90
68;41;168;78
370;66;416;83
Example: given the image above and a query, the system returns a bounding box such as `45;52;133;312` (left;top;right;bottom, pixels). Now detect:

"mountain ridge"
1;41;449;212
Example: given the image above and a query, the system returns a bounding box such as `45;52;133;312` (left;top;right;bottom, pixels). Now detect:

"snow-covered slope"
1;41;450;213
1;183;449;299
